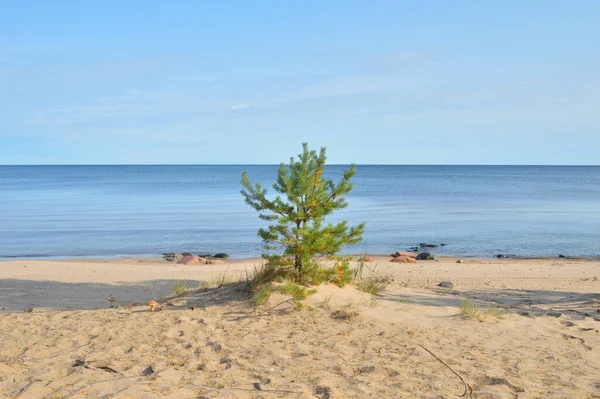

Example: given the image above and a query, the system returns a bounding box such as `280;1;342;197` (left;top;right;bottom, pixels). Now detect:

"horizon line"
1;163;599;167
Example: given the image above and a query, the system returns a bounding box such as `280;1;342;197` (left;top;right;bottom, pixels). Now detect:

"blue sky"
1;1;598;165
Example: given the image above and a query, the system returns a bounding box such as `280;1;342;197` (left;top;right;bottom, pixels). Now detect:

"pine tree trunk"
295;220;302;272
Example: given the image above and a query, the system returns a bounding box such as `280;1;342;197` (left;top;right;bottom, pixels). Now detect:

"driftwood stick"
419;344;473;398
231;299;294;321
13;378;40;399
14;346;30;362
257;298;294;316
562;333;593;351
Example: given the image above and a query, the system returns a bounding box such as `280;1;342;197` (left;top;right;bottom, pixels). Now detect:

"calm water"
1;165;599;259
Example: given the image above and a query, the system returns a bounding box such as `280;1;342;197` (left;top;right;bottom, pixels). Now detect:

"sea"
1;165;599;259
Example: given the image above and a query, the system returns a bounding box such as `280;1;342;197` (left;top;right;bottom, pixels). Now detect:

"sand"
1;256;599;398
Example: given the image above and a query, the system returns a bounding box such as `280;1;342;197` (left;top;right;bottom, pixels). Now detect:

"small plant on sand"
369;295;380;307
277;282;317;300
460;297;504;321
459;297;480;318
172;280;192;295
482;304;504;319
211;268;233;287
252;285;273;306
353;260;394;295
197;281;210;290
241;144;369;307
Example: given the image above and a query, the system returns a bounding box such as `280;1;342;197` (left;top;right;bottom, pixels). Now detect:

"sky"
1;1;599;165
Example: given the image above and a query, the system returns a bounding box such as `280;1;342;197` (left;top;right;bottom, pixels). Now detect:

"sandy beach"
1;256;599;398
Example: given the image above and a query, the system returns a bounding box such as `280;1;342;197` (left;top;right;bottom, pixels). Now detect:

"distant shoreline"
2;253;600;262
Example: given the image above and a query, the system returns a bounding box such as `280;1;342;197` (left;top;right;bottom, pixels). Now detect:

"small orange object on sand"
148;300;160;312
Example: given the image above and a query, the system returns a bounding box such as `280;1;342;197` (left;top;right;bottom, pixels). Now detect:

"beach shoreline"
1;255;599;398
1;255;599;311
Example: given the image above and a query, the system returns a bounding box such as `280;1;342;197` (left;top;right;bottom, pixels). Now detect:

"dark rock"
497;254;505;259
220;357;232;369
213;253;229;259
197;253;213;258
558;254;567;259
258;376;271;385
547;312;562;318
163;252;180;261
440;243;447;246
420;243;439;248
331;310;358;320
206;341;223;352
181;252;192;257
387;369;401;377
141;365;155;376
437;281;454;289
357;366;375;374
416;252;435;261
314;386;332;399
486;377;525;393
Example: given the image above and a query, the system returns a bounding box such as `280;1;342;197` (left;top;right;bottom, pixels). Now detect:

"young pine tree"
241;143;365;275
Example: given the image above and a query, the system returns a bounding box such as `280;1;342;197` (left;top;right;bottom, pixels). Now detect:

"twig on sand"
13;378;40;399
562;333;593;351
14;346;30;362
257;298;295;316
419;344;473;398
231;299;294;321
72;359;123;375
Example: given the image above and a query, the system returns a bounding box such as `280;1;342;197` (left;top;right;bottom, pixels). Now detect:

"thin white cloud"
231;104;254;110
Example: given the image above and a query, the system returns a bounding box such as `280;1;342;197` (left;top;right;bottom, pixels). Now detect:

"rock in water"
392;251;417;258
178;255;203;265
416;252;435;260
213;253;229;259
437;281;454;289
420;243;439;248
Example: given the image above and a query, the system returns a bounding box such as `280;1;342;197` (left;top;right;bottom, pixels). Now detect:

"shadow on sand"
381;287;600;319
0;278;207;312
